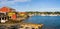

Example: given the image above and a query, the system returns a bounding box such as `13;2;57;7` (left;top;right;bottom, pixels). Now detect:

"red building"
0;7;11;13
0;7;17;20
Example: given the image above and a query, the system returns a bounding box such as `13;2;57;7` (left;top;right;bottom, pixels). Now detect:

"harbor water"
24;16;60;29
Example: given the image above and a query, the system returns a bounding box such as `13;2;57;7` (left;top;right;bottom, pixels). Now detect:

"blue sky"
0;0;60;12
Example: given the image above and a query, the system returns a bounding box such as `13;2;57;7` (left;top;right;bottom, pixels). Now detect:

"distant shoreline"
28;14;60;16
27;12;60;16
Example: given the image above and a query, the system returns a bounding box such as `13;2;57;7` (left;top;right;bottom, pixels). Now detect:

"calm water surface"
24;16;60;29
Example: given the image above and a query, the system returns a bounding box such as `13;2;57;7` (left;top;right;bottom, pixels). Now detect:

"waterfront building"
0;7;17;23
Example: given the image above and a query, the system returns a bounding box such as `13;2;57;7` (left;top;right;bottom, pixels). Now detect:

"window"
2;17;4;20
20;26;23;28
5;17;6;20
25;27;29;29
0;18;1;20
32;28;35;29
36;28;38;29
38;26;41;29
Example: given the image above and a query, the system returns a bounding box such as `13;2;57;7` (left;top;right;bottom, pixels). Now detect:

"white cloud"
0;0;31;3
14;0;31;2
0;0;31;6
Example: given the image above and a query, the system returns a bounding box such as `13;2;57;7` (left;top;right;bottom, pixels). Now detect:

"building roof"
19;12;27;14
0;7;13;13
